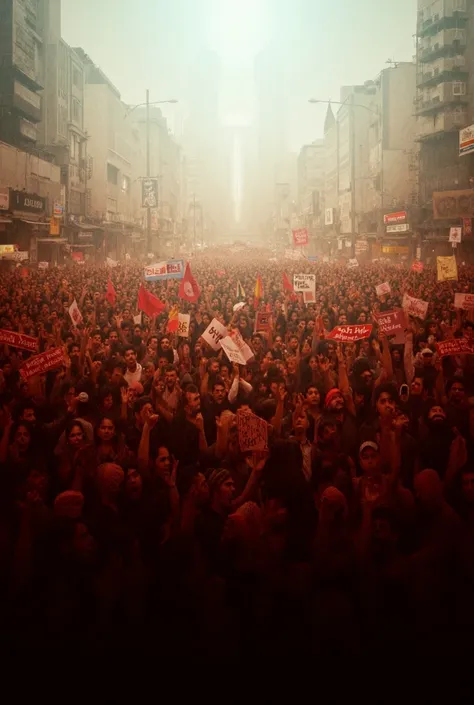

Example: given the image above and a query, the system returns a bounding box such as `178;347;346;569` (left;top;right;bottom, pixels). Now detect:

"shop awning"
36;237;68;244
71;243;95;248
20;220;50;226
71;222;103;231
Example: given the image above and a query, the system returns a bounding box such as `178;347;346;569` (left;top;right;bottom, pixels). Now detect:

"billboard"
141;178;158;208
459;124;474;157
433;190;474;220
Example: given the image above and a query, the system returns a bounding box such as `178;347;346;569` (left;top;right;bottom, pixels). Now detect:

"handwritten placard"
237;410;268;452
220;336;247;365
201;318;228;351
254;311;272;334
230;329;254;363
348;258;359;269
402;293;429;320
374;309;406;337
0;329;38;352
454;293;474;310
177;313;190;337
326;324;373;342
375;282;391;297
20;347;65;379
293;274;316;292
437;338;474;357
437;255;458;282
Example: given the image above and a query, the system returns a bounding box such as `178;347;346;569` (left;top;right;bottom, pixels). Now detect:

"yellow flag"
437;255;458;282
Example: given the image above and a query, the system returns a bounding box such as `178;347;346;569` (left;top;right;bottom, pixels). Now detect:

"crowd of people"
1;248;474;670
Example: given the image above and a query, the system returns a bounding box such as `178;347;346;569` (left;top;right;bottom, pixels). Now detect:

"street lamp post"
309;98;379;258
125;93;178;254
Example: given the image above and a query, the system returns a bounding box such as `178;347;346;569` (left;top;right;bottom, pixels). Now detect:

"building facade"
297;140;324;242
416;0;474;258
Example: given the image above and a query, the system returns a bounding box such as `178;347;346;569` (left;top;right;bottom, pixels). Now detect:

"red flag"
178;263;201;303
106;279;116;306
282;272;293;292
138;284;165;318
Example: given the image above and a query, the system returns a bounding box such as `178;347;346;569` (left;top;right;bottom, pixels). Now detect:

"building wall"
0;139;61;205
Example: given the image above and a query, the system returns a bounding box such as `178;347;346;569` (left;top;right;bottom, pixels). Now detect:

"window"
72;65;82;88
122;175;130;194
452;81;466;96
107;163;119;185
70;132;78;160
71;98;81;123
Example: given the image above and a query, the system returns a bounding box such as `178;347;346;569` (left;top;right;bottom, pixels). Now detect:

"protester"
1;250;474;667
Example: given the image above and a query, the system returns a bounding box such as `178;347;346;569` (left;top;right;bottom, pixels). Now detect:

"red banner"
20;347;65;379
374;309;406;337
437;338;474;357
0;329;38;352
327;324;373;342
292;228;309;247
383;211;407;225
411;261;424;273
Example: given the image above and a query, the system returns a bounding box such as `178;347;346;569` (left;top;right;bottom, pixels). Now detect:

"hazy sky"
62;0;417;152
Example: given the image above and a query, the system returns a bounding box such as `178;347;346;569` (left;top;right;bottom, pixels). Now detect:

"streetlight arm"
308;98;379;116
124;99;178;118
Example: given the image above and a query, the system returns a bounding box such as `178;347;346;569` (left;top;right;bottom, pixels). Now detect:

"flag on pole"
236;280;246;299
178;263;201;303
282;272;294;293
254;273;263;308
167;305;179;333
137;284;165;318
105;278;116;306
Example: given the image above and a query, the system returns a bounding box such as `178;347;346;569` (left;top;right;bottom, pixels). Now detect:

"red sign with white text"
0;329;38;352
374;309;406;337
20;347;65;379
292;228;309;247
437;338;474;357
383;211;407;225
327;324;373;342
411;261;424;273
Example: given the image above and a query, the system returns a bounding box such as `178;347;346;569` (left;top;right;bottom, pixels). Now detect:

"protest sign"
454;293;474;310
38;261;49;269
437;338;474;357
402;293;429;320
284;249;302;261
201;318;228;351
411;261;424;273
177;313;190;337
374;309;406;343
292;228;309;247
20;348;65;380
220;336;247;365
327;324;373;342
68;299;83;327
144;259;185;281
293;274;316;292
106;257;118;268
254;311;272;334
437;255;458;282
0;329;38;352
348;259;359;268
237;410;268;453
133;313;142;325
375;282;391;297
229;329;254;363
304;288;317;304
449;227;462;244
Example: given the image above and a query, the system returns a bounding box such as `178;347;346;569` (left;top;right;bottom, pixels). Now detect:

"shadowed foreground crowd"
1;253;474;672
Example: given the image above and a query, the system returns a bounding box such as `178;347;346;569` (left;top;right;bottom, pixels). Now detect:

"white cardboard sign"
375;282;391;297
220;336;247;365
201;318;228;351
293;274;316;292
178;313;191;337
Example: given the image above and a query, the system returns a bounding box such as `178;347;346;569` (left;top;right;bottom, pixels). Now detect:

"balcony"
417;56;468;88
417;108;467;141
417;8;468;38
416;81;468;115
11;80;42;123
419;28;466;63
